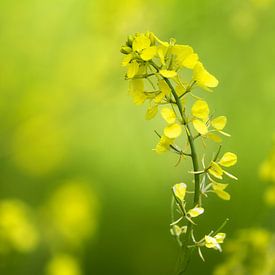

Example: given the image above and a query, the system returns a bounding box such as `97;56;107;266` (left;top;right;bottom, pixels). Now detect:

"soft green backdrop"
0;0;275;274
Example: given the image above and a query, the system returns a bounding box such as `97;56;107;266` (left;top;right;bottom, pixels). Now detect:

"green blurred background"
1;0;275;274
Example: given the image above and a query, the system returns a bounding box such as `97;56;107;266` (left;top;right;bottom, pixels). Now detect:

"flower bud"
126;35;134;47
120;46;132;54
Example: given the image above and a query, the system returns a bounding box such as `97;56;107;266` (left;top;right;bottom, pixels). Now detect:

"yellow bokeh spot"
46;254;82;275
46;180;99;245
12;115;66;176
0;200;39;253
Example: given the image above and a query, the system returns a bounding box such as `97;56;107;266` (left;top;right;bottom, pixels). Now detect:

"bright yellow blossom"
172;183;187;201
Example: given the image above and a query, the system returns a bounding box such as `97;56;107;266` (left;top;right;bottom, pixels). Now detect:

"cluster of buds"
121;32;238;266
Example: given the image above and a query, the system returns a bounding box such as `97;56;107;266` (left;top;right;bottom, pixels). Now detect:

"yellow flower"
121;53;132;67
208;161;223;179
218;152;237;167
46;254;82;275
187;206;204;217
193;62;219;90
172;183;187;201
129;79;147;105
145;105;158;120
170;225;187;237
161;108;176;124
132;33;151;52
264;186;275;206
155;135;174;153
212;183;231;200
164;123;182;139
205;232;225;251
0;200;39;253
154;80;171;103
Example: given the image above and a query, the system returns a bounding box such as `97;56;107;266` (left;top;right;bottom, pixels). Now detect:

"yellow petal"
145;105;158;120
191;100;209;120
192;119;208;135
193;62;219;90
182;53;199;69
205;235;218;249
121;53;132;67
211;116;227;131
158;79;171;95
188;207;204;217
159;69;177;78
161;108;176;124
140;46;157;61
132;34;151;52
214;233;226;244
153;91;166;103
171;45;198;69
219;152;237;167
164;123;182;139
129;79;146;105
208;161;223;179
214;189;231;200
170;225;186;237
157;46;167;65
212;183;229;191
155;135;173;154
127;60;139;78
172;183;187;201
207;133;222;143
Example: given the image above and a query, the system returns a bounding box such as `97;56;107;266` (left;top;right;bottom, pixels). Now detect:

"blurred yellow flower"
12;115;66;176
0;200;39;253
45;181;99;246
46;254;82;275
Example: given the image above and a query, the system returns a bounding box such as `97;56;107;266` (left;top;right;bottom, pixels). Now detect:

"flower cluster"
259;135;275;206
121;32;238;267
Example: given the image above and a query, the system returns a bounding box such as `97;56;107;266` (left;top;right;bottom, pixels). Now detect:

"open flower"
191;100;229;140
161;107;182;139
172;183;187;201
208;152;238;180
212;183;231;200
204;233;226;252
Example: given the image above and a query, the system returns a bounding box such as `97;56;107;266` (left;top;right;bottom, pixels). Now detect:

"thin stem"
149;61;201;273
160;77;200;274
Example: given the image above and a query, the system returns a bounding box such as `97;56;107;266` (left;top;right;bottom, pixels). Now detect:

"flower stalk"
120;31;238;273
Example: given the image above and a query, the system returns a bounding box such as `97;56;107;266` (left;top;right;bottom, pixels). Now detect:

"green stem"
164;77;201;274
149;61;201;273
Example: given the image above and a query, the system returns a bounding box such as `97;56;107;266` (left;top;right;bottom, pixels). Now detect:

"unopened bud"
120;46;132;54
